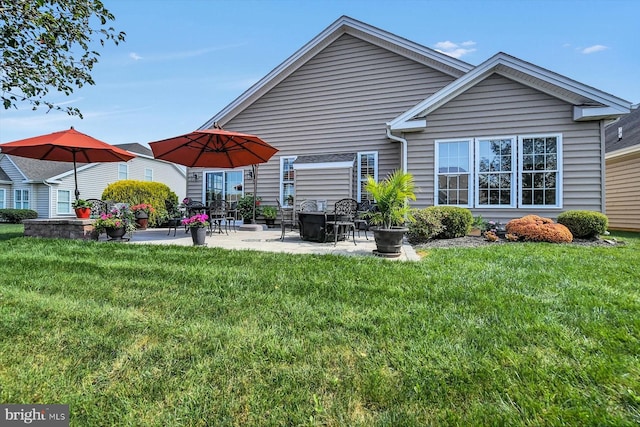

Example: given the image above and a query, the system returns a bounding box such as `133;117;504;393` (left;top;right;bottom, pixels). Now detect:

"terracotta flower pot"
75;207;91;219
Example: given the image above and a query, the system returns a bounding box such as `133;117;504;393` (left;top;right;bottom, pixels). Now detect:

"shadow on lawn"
0;224;24;241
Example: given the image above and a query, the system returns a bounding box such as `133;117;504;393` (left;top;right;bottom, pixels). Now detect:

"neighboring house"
184;16;631;223
605;104;640;231
0;143;186;218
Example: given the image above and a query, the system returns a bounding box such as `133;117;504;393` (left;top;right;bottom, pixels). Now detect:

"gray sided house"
605;105;640;231
0;143;186;218
184;16;631;222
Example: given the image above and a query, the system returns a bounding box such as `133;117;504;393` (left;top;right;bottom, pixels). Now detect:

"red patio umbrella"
148;128;278;168
149;128;278;223
0;127;136;199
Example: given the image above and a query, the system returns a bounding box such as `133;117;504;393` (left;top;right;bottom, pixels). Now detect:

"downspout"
386;125;408;173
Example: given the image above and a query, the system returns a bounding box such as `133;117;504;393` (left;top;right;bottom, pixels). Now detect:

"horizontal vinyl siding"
295;168;353;208
606;154;640;231
196;34;456;205
407;73;603;223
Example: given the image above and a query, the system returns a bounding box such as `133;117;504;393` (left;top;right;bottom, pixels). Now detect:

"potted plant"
72;199;92;219
237;194;262;223
93;205;136;240
130;203;156;230
181;213;210;246
261;205;277;228
364;170;417;257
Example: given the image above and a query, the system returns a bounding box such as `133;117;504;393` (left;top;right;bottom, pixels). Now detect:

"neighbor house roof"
116;143;153;157
605;104;640;156
0;165;11;183
389;52;632;131
200;15;473;129
6;155;84;181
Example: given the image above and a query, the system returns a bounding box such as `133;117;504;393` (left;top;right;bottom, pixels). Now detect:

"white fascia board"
574;105;631;121
386;119;427;132
293;161;354;170
389;52;632;130
605;144;640;160
0;180;12;184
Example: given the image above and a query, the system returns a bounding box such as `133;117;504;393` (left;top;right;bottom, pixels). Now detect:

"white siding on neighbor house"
606;152;640;231
406;73;603;223
295;167;354;209
188;33;456;204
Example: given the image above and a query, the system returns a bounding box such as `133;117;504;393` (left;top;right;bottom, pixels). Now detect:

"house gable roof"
605;104;640;156
6;155;83;181
200;15;473;129
115;143;153;157
388;52;632;131
0;164;11;183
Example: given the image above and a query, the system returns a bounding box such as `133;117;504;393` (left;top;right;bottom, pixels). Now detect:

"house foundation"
23;218;97;240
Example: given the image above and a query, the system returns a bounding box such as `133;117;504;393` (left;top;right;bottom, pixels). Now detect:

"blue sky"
1;0;638;146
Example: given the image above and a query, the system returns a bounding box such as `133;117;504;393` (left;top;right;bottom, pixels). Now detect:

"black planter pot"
190;226;207;246
106;227;127;240
372;227;407;257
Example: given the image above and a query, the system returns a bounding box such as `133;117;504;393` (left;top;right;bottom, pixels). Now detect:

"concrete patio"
123;227;420;261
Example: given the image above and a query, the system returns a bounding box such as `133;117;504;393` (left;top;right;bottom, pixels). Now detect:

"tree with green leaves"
0;0;125;117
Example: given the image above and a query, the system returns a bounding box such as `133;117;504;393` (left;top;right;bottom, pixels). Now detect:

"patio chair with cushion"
325;198;358;246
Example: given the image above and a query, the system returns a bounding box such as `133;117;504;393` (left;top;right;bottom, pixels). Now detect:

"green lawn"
1;224;638;426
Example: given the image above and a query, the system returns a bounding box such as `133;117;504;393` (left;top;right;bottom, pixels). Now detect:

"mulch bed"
413;235;625;249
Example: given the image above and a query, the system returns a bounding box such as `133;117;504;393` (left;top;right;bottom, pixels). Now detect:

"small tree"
1;0;126;116
364;170;417;229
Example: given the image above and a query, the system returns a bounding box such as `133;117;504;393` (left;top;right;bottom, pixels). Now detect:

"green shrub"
0;209;38;223
425;206;473;239
557;210;608;238
102;180;178;227
407;208;445;244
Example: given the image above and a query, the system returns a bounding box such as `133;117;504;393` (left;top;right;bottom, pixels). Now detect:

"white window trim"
474;136;517;209
517;133;563;209
0;188;5;209
434;138;474;208
357;151;378;202
144;168;153;181
14;189;29;209
57;189;72;215
279;156;297;205
118;163;128;180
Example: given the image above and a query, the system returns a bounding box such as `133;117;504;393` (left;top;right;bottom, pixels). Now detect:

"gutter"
386;126;408;172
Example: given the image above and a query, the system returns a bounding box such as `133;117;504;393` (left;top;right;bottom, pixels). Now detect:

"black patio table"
297;211;346;242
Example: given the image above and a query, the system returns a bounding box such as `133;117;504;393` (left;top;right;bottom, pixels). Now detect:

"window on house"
357;152;378;202
436;139;472;206
436;134;562;208
280;156;296;206
0;189;5;209
14;189;29;209
204;170;243;205
57;190;72;214
519;135;561;207
118;163;128;180
144;168;153;181
475;137;516;207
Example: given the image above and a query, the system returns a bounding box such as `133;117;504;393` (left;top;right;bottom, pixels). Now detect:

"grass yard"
0;224;638;426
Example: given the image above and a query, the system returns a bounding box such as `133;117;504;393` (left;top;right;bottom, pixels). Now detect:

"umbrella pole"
73;151;80;200
252;164;258;223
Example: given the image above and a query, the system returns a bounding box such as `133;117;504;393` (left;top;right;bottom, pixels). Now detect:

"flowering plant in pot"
130;203;156;229
93;205;136;237
363;170;417;256
181;213;209;228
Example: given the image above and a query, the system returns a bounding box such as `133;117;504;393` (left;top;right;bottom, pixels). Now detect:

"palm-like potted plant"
364;170;417;257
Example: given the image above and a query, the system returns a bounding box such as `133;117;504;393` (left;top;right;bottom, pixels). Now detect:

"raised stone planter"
23;218;97;240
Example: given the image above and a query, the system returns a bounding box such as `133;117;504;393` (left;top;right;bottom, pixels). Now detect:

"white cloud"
433;40;477;58
129;52;143;60
582;44;608;54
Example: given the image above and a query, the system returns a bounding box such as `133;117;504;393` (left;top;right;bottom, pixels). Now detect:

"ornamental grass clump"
557;210;608;238
505;214;573;243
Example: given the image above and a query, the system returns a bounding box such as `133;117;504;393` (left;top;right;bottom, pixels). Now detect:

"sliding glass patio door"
204;171;244;205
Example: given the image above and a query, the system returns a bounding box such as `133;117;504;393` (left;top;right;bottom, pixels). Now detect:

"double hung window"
14;189;29;209
357;152;378;202
57;190;72;214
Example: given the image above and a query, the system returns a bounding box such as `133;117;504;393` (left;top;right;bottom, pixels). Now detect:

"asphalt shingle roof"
605;106;640;153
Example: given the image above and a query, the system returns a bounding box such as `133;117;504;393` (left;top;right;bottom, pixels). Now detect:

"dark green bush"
407;208;445;244
557;210;608;238
0;209;38;223
425;206;473;239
